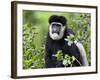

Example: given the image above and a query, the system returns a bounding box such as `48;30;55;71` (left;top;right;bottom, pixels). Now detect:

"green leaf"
54;50;63;61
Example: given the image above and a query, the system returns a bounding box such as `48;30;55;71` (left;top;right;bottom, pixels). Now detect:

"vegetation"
54;50;81;67
23;10;91;69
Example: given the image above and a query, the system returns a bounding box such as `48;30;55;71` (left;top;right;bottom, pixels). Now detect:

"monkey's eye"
52;24;62;27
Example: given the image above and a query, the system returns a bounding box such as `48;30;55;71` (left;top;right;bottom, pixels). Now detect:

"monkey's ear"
59;16;67;25
48;15;58;24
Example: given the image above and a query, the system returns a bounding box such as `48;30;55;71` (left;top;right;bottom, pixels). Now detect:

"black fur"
49;15;67;26
45;15;81;68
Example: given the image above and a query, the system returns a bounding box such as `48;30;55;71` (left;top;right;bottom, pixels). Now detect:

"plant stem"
75;57;82;66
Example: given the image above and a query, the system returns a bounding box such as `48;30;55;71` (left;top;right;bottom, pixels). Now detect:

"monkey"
45;15;88;68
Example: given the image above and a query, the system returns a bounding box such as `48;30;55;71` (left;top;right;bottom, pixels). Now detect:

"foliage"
23;10;91;69
53;50;63;61
64;34;75;46
23;24;45;69
54;50;81;67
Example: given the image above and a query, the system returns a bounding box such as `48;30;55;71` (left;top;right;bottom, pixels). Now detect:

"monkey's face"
49;22;65;40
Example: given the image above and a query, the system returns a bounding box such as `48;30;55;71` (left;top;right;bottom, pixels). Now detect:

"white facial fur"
49;22;65;40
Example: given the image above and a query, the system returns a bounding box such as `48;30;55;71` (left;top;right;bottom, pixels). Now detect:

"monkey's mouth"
52;31;60;35
49;29;64;40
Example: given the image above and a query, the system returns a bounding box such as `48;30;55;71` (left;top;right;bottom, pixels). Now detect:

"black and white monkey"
45;15;88;68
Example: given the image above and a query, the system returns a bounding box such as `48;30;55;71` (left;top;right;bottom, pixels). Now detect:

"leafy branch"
54;50;81;67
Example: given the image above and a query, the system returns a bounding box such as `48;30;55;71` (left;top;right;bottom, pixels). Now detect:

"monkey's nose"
53;28;57;32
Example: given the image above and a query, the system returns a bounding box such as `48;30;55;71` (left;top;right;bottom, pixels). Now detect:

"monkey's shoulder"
65;28;74;36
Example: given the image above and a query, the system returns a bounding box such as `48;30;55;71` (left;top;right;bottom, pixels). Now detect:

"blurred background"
23;10;91;69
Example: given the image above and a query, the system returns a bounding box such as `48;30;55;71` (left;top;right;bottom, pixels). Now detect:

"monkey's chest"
51;42;70;55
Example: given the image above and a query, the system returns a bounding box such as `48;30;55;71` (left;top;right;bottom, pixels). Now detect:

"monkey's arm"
45;52;57;68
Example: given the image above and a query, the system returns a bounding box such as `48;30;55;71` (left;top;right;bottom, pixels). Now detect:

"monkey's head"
48;15;67;40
